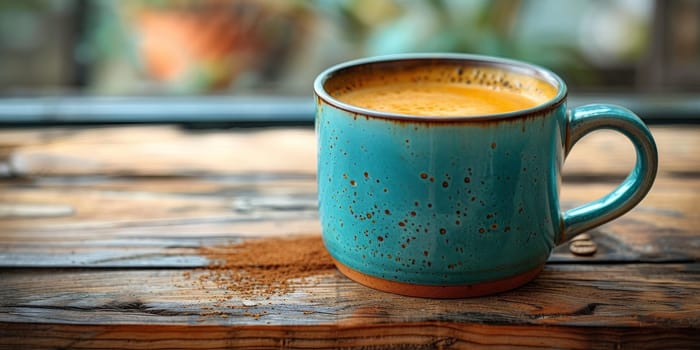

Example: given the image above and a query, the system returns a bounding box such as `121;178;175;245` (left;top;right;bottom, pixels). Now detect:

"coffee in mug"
328;64;556;117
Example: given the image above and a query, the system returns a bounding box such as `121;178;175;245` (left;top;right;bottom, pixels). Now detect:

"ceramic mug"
313;54;658;298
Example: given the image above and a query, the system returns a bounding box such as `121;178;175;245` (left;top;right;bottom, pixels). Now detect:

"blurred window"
0;0;697;124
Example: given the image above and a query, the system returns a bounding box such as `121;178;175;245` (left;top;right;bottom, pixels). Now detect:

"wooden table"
0;125;698;349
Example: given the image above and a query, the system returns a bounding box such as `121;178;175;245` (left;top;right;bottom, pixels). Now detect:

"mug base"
332;258;543;298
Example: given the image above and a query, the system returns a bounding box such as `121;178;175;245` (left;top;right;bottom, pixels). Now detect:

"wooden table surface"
0;125;698;349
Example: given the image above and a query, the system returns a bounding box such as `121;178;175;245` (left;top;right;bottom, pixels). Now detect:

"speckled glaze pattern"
314;54;658;297
316;105;565;285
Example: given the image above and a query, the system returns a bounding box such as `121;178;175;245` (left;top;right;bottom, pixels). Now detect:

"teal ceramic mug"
314;54;657;298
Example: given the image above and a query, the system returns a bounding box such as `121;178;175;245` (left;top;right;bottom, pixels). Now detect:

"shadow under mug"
314;54;658;298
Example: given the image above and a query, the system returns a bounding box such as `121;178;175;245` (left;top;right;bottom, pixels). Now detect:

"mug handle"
559;104;658;243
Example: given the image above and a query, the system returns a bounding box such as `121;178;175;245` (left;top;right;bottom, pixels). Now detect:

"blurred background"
0;0;698;124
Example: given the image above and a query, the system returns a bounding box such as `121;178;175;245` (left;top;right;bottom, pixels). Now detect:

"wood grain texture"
2;323;699;349
0;125;698;348
1;264;699;348
3;127;317;176
0;175;696;267
1;264;699;326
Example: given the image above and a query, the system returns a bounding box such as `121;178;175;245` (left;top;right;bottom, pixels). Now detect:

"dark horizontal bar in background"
0;94;697;126
0;96;312;126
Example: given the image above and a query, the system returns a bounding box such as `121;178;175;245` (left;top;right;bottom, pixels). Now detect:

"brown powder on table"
190;235;335;300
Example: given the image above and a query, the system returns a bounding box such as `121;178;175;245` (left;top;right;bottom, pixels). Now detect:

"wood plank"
1;126;698;177
0;263;700;346
4;127;317;176
1;322;698;349
0;174;696;267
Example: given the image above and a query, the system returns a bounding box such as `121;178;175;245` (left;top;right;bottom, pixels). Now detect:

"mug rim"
313;53;568;122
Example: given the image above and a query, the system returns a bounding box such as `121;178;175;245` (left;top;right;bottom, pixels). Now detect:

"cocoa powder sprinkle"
190;235;335;300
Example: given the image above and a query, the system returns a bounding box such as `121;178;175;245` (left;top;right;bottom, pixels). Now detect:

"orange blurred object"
129;1;307;91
